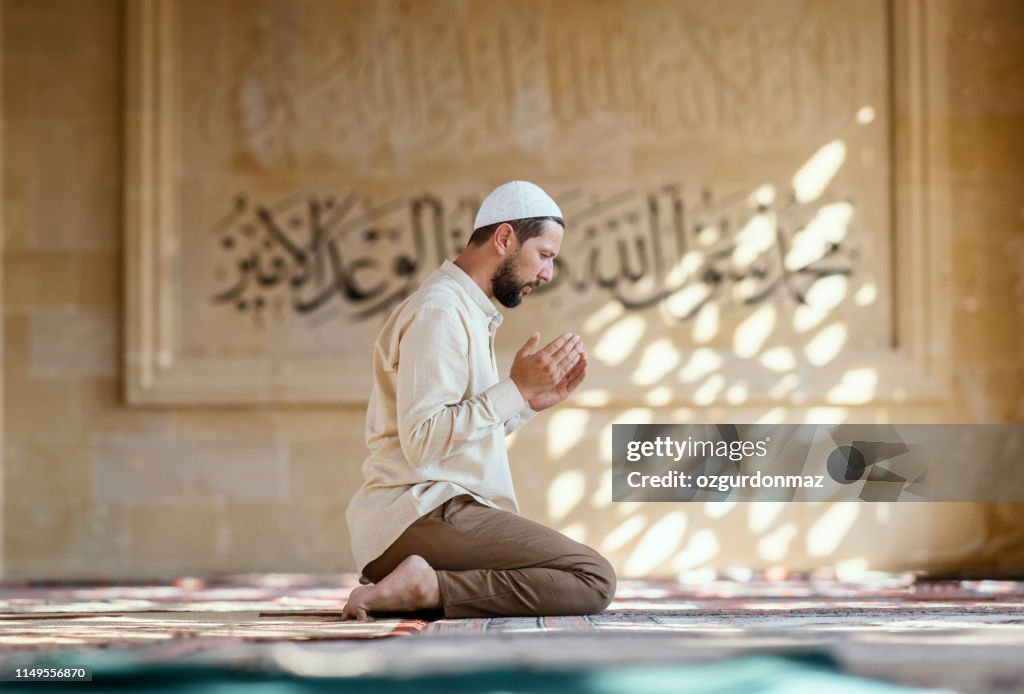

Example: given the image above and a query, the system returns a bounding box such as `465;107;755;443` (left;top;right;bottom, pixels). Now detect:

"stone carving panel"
127;0;924;405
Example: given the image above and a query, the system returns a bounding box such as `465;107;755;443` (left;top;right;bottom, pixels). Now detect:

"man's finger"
551;337;583;369
565;356;588;392
566;366;586;392
560;351;586;381
516;332;541;358
554;350;583;380
555;348;581;373
564;351;587;377
539;332;574;357
566;352;588;382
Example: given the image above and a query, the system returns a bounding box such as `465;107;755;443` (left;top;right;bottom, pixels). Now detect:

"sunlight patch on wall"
755;407;789;424
548;469;586;522
725;381;748;405
804;275;849;312
644;386;673;406
583;302;624;333
770;374;800;400
664;283;712;321
559;522;587;544
670;529;720;572
632;338;682;386
547;409;590;459
591;468;613;509
692;302;720;344
805;323;847;366
594;315;646;366
826;368;879;404
624;511;688;576
835;558;871;580
733;304;777;358
664;251;705;288
732;212;777;269
575;389;610;406
693;374;726;405
679;349;724;383
759;347;796;372
601;514;647;554
704;498;738;519
757;522;798;563
785;201;854;270
614;501;644;518
698;225;721;245
750;184;776;207
672;407;695;421
803;407;849;423
854;282;877;306
793;304;829;333
807;503;860;557
748;502;786;534
792;140;846;203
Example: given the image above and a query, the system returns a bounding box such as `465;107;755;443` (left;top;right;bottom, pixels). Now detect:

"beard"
491;254;537;308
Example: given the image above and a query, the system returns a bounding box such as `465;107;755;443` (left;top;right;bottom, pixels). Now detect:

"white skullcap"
473;181;563;230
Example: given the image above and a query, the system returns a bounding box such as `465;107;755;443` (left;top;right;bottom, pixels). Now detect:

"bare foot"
341;555;441;621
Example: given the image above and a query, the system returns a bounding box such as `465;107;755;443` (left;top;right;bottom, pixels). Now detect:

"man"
342;181;616;620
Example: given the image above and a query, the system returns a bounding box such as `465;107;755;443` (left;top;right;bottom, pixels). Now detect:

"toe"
341;599;361;620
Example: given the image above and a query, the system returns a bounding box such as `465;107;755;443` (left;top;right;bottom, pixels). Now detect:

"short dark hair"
467;216;564;248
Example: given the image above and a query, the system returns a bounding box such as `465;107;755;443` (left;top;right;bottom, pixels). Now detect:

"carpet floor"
1;573;1022;692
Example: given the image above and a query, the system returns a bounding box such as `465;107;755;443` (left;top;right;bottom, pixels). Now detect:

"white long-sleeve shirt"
346;260;537;573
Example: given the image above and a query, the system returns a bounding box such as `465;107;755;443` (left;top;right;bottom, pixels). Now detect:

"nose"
539;261;554;283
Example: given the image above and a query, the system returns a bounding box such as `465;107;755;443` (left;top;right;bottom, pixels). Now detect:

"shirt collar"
439;259;503;328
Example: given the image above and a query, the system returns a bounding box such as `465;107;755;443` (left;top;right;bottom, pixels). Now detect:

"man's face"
492;220;564;308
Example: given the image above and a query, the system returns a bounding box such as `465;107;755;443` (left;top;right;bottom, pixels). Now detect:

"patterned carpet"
427;577;1024;635
2;573;1023;692
0;574;426;647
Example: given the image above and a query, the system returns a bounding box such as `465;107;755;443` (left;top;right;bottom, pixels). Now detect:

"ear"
492;222;517;256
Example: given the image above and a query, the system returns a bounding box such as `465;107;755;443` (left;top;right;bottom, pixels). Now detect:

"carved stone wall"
128;0;910;407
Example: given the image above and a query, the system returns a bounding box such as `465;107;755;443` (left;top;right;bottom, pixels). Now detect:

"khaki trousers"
363;495;617;618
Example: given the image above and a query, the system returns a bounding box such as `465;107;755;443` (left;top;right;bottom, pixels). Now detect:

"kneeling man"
343;181;616;620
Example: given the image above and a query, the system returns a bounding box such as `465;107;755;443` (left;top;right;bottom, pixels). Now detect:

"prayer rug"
423;576;1024;635
0;575;426;649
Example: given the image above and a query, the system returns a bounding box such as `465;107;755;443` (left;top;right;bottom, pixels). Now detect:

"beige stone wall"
943;0;1024;572
0;0;5;577
947;0;1024;421
2;0;369;577
2;0;1022;579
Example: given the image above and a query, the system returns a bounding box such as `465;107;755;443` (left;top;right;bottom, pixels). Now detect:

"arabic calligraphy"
210;185;858;326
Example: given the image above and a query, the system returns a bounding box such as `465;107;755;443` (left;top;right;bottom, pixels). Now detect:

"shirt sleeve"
504;406;538;436
396;307;528;469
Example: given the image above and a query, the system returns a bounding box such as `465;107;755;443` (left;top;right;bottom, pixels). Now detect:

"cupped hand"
510;332;583;402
